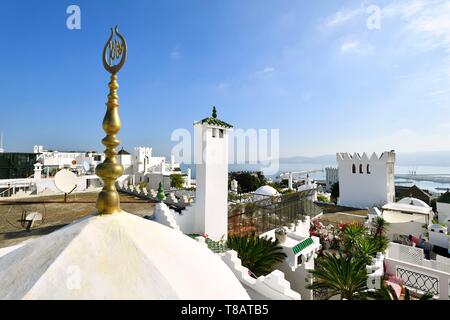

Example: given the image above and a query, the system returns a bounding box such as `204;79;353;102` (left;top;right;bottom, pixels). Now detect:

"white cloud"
382;0;450;51
339;40;373;54
262;67;275;73
340;41;359;53
252;67;276;77
326;8;363;27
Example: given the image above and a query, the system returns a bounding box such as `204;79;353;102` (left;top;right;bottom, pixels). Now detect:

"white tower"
231;179;238;193
33;162;43;180
337;151;395;208
194;107;232;241
186;167;192;188
288;173;293;190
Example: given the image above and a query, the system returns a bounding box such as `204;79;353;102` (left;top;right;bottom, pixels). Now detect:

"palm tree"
354;236;379;263
307;252;369;300
371;216;390;252
226;235;287;277
342;223;366;252
372;216;390;237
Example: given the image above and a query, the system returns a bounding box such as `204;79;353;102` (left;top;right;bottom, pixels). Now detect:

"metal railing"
228;189;322;237
396;267;439;295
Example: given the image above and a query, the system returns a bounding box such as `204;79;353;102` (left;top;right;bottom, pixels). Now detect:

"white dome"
0;211;250;300
254;185;280;197
397;197;430;208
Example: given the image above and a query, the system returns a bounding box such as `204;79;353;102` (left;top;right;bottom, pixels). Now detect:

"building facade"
337;151;396;208
325;167;338;192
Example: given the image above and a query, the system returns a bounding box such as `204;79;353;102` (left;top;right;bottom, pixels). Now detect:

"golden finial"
95;26;127;215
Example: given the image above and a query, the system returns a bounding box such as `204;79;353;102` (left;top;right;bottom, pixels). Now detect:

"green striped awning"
292;237;314;254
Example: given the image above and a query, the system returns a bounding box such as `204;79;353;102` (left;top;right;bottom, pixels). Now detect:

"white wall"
337;151;395;208
385;243;450;300
428;224;449;249
437;202;450;228
194;123;229;241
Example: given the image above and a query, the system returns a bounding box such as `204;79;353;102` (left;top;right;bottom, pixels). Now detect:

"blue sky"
0;0;449;158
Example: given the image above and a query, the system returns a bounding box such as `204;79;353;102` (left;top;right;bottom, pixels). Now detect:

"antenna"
0;131;4;152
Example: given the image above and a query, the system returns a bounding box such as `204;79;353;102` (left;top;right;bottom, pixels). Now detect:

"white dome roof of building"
397;197;430;208
0;211;250;300
254;185;280;197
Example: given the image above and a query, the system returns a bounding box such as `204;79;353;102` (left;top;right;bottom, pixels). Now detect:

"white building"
381;197;434;240
117;147;185;191
436;192;450;229
193;107;232;241
337;151;396;208
297;175;318;201
325;167;338;192
33;145;104;174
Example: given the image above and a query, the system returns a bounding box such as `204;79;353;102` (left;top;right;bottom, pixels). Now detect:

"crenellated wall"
337;151;395;208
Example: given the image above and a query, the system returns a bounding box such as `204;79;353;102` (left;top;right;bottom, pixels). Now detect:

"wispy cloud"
382;0;450;52
325;8;363;27
252;67;276;77
262;67;275;73
339;40;372;54
340;41;359;53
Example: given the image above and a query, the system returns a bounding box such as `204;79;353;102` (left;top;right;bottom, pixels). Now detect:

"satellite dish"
54;169;77;194
4;204;46;231
83;160;90;172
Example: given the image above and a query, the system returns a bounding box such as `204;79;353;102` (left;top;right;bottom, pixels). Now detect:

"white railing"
0;174;35;198
385;242;450;300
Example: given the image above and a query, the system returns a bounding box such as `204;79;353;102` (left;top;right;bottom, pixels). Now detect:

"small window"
212;128;217;138
367;164;371;174
352;164;356;173
359;164;363;174
219;129;224;138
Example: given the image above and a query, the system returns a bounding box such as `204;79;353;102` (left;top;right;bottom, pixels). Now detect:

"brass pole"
96;26;127;215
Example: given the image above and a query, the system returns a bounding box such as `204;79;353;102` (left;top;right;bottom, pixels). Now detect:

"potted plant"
275;227;287;244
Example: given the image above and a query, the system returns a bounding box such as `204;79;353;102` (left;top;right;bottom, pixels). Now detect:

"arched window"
359;164;363;174
352;164;356;173
367;164;371;174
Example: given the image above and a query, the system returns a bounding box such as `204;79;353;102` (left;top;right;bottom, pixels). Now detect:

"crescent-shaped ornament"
102;26;127;74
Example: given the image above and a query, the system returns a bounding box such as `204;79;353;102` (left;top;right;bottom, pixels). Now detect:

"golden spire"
96;26;127;215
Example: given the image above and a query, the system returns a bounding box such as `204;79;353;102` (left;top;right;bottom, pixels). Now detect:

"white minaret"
231;179;238;193
194;107;232;241
33;162;43;180
186;167;192;188
288;173;293;190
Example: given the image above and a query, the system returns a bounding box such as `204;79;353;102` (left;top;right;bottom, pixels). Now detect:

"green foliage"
354;236;379;263
226;235;287;277
317;194;330;202
229;172;266;193
170;173;185;189
371;216;390;252
342;223;366;252
267;182;283;193
307;252;369;300
330;182;339;202
138;181;147;189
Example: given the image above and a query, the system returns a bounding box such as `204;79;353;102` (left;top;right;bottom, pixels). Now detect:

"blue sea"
181;163;450;194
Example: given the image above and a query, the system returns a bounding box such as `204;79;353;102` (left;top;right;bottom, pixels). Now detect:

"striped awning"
292;237;314;254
